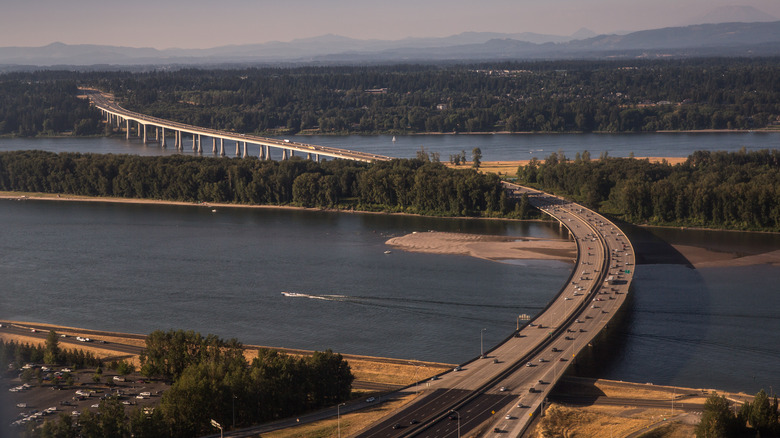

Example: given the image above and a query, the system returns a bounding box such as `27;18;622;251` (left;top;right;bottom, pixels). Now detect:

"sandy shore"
386;231;576;262
474;156;688;175
673;245;780;268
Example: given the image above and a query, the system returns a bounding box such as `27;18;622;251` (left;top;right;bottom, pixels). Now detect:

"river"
0;134;778;394
1;131;779;161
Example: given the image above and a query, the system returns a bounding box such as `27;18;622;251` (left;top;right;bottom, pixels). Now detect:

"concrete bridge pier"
259;145;265;160
281;149;288;160
191;134;197;151
242;141;248;158
197;135;203;154
264;145;271;160
142;124;147;143
235;141;240;157
126;120;130;139
212;138;217;154
137;123;143;139
220;139;225;156
315;154;320;163
161;127;166;148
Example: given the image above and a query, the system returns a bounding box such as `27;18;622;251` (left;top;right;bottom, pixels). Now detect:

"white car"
365;397;376;403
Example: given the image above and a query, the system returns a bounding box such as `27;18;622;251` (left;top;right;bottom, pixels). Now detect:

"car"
538;379;545;384
392;423;402;429
551;347;560;352
453;366;461;371
517;403;526;408
538;358;547;362
431;375;439;381
410;419;419;424
499;386;508;392
448;413;458;421
494;427;502;432
565;336;574;340
30;329;37;333
493;358;499;363
505;414;512;419
529;387;538;393
525;362;533;367
365;397;375;403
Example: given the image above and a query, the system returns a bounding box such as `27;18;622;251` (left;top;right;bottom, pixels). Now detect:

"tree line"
516;149;780;231
0;151;523;218
0;336;102;373
2;58;780;137
696;390;779;437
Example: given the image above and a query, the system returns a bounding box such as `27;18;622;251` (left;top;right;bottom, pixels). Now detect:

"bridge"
354;183;635;437
81;87;636;436
81;88;392;164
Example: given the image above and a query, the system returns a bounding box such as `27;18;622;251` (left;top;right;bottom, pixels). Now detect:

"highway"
80;88;392;164
354;183;635;437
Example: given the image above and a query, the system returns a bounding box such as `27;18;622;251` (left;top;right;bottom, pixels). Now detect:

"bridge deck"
81;88;392;163
354;183;635;437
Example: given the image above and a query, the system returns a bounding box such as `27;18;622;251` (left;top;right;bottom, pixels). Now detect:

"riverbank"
474;156;689;176
2;320;757;438
4;189;776;269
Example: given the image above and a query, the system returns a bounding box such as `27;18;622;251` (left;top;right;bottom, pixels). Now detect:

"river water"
1;131;779;161
1;135;778;394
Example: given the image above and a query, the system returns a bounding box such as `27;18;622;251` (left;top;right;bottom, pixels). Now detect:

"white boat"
281;291;307;297
392;136;396;142
384;250;392;254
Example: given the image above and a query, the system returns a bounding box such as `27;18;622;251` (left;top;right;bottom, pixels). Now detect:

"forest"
1;58;780;137
516;149;780;231
0;151;515;218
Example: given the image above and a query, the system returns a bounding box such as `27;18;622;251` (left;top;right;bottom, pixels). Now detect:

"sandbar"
673;244;780;269
386;231;576;262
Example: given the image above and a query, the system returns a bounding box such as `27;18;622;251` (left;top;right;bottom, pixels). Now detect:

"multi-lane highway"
355;183;635;437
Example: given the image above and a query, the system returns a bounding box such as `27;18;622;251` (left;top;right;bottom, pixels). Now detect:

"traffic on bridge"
354;183;635;437
81;88;392;164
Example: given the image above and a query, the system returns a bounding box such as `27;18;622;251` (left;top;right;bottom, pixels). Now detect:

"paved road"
81;88;392;163
354;184;635;437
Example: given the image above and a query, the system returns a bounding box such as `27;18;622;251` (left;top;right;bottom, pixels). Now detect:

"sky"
2;0;780;49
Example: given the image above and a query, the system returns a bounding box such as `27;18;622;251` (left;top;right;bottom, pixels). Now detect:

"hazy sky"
3;0;780;49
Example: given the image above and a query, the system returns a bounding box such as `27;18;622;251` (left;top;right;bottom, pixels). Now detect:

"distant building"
436;103;448;110
364;88;388;94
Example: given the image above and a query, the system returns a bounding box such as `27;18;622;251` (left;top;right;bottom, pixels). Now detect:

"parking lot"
6;365;170;430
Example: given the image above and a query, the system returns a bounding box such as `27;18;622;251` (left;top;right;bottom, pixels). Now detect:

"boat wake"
280;292;347;301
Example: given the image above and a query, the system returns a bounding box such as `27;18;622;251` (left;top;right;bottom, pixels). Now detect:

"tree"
696;392;739;438
472;147;482;169
44;330;60;364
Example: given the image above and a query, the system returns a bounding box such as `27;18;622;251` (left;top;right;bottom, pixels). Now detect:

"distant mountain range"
1;21;780;67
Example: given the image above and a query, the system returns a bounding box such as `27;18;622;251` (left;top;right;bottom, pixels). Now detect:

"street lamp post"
210;419;223;438
481;328;487;358
232;394;236;429
450;410;460;438
337;402;346;438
